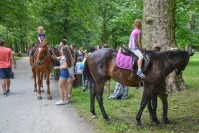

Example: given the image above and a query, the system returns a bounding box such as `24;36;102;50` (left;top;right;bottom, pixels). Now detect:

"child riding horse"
84;48;189;125
30;42;52;100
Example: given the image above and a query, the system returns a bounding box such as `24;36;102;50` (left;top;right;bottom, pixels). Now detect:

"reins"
36;46;50;66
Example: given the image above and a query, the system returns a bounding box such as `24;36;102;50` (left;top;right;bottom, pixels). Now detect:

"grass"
71;52;199;133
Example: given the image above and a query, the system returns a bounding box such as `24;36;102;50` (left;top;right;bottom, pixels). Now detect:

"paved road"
0;57;94;133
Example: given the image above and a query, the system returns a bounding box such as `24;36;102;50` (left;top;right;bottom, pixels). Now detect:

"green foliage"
0;0;143;51
176;0;199;48
0;0;199;52
71;52;199;133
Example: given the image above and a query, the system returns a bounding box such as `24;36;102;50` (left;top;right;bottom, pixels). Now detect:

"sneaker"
82;87;87;92
121;96;128;99
109;95;117;99
4;92;8;97
6;89;10;93
136;70;145;78
55;100;67;105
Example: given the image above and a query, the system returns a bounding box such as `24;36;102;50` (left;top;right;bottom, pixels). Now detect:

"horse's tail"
83;58;94;88
83;59;93;81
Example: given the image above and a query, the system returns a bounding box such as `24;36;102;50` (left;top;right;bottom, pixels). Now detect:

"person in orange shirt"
0;40;16;96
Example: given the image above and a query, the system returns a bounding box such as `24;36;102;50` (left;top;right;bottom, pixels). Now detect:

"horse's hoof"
155;120;161;125
41;90;45;92
163;119;170;124
37;96;42;100
137;122;142;127
92;115;97;119
47;96;52;100
152;118;161;124
105;118;111;124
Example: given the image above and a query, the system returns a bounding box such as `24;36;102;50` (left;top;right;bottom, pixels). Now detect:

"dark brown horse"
84;48;189;125
30;42;52;100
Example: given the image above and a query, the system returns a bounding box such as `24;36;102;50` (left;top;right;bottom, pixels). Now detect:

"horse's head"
35;42;48;66
52;46;61;57
166;51;190;75
175;51;189;75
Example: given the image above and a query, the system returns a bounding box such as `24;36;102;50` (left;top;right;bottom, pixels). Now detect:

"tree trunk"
112;28;117;49
142;0;186;92
185;14;195;55
14;39;19;53
100;2;108;44
19;24;25;53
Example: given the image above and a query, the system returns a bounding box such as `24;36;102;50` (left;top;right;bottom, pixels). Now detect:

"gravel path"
0;57;94;133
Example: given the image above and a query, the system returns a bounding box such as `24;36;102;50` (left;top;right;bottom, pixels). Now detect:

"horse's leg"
151;94;160;124
37;70;42;100
159;93;169;124
45;69;52;100
95;80;110;123
90;82;97;118
147;99;153;121
136;88;151;126
158;84;170;124
32;67;37;92
40;72;44;92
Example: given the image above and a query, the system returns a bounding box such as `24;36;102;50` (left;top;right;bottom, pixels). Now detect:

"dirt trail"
0;57;94;133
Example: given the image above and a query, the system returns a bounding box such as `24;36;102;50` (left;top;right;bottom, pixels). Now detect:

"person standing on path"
0;40;16;96
52;46;73;105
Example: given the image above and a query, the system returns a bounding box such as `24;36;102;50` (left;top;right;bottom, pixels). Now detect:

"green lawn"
71;53;199;133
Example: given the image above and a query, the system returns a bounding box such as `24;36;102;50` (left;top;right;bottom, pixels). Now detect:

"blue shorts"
60;69;69;79
0;68;12;79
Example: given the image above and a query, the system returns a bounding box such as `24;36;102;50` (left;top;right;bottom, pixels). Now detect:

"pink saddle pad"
116;49;134;70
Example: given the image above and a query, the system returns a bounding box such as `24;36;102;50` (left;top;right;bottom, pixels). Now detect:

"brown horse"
83;48;189;125
30;42;52;100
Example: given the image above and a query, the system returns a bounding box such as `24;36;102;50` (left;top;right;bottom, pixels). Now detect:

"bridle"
36;45;49;66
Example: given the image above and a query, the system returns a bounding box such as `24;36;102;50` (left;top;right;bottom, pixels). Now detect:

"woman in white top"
53;46;73;105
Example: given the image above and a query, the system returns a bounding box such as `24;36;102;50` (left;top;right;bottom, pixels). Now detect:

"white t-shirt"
76;62;82;74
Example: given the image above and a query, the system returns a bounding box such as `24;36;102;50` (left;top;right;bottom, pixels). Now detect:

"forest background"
0;0;199;53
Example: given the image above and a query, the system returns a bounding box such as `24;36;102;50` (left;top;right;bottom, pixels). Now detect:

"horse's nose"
37;61;41;66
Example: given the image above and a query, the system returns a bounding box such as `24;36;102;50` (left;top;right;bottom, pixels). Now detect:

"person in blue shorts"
52;46;73;105
0;40;16;96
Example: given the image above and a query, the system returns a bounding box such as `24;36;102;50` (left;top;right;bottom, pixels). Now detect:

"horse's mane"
145;50;182;56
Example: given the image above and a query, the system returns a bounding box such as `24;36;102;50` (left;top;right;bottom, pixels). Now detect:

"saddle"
116;45;150;76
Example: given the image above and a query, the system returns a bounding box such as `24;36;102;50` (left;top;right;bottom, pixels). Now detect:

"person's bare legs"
57;78;65;101
6;78;10;92
67;79;73;97
106;80;110;94
137;59;143;70
64;81;69;102
137;59;145;78
1;79;7;93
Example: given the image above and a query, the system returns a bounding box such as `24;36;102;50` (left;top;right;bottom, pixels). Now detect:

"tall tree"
142;0;185;92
